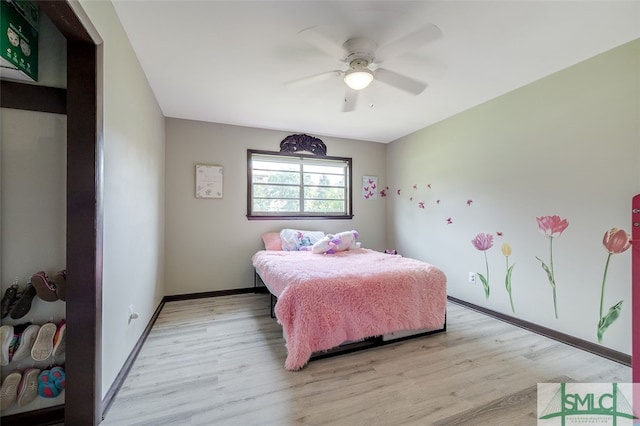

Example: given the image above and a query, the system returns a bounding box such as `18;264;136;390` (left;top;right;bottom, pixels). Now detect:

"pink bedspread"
252;248;447;370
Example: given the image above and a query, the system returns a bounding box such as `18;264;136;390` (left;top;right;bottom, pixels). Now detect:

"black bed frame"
253;270;446;362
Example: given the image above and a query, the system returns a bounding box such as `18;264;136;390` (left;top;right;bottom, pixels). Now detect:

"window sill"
246;214;354;221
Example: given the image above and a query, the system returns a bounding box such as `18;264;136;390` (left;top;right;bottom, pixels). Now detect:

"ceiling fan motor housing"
342;37;377;67
348;58;370;70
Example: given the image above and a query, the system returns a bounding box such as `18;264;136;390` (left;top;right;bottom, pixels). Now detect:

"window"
247;150;353;220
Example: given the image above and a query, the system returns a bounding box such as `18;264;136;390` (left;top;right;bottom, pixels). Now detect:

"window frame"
246;149;353;220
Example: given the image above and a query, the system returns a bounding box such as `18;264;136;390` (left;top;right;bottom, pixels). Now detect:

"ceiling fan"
289;23;442;112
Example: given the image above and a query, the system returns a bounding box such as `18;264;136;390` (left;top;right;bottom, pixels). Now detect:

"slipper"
52;320;66;357
49;366;65;390
16;368;40;406
10;284;37;319
0;325;14;366
30;271;58;302
31;322;56;361
0;371;22;409
53;270;66;302
1;284;19;319
11;324;40;362
37;369;60;398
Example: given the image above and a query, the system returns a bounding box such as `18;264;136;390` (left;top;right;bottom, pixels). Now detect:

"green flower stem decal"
597;228;631;343
502;243;515;313
471;233;493;299
536;215;569;319
479;251;490;299
598;301;622;344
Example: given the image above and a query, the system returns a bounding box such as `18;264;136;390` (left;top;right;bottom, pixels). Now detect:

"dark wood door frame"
39;2;103;425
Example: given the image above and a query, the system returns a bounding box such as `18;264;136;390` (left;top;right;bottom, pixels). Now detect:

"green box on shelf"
1;0;39;81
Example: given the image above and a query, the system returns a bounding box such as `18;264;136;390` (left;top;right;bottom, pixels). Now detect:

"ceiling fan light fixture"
344;68;374;90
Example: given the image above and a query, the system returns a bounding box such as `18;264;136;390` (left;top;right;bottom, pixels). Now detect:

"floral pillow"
280;229;325;251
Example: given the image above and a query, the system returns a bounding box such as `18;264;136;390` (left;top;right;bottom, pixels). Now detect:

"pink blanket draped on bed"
252;248;447;370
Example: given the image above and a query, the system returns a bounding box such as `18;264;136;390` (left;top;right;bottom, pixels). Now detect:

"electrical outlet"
128;304;139;325
468;272;476;283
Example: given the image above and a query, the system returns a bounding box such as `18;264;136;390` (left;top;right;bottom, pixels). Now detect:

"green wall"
386;39;639;354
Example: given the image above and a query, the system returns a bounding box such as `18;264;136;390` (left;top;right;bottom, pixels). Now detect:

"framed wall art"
195;164;223;198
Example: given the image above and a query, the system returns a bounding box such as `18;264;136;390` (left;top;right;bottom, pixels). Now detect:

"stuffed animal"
311;230;360;254
328;230;359;252
311;234;336;254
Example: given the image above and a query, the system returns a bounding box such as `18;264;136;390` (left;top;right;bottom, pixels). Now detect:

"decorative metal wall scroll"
279;133;327;156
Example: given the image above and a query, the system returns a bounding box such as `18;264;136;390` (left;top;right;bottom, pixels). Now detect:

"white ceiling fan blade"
342;87;358;112
298;26;346;61
284;70;343;88
374;68;427;95
375;23;442;63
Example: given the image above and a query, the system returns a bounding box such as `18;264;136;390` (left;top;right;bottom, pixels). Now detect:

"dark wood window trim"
246;149;354;220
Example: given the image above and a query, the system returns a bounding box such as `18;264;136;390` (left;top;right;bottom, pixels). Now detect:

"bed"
252;240;447;370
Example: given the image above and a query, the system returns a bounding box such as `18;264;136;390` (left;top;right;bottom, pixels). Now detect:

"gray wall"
165;119;387;295
78;0;166;398
386;39;639;355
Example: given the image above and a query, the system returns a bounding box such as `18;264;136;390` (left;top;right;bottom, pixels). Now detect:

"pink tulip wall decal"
472;233;493;298
535;215;569;319
597;228;631;343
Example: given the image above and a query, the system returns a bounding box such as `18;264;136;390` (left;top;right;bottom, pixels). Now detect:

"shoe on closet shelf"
0;325;14;366
6;323;32;362
0;370;22;409
16;367;40;406
1;284;19;319
30;271;58;302
52;320;66;357
31;322;56;362
53;270;66;302
49;366;65;391
38;368;61;398
10;284;37;319
11;324;40;363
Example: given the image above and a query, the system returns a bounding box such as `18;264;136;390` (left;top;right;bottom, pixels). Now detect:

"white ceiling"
111;1;640;143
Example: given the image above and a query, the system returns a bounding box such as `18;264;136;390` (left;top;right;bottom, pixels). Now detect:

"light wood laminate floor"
101;294;630;426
